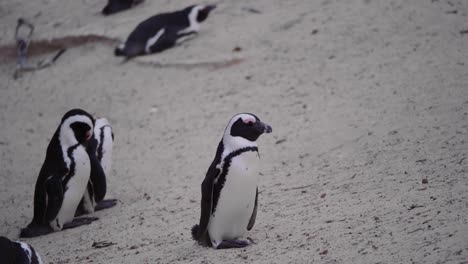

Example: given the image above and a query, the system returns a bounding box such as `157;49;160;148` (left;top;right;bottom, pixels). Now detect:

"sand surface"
1;0;467;263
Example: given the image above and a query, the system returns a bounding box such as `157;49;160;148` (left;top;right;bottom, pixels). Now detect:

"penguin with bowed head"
191;113;272;249
20;109;99;238
76;117;117;216
0;236;43;264
115;4;216;58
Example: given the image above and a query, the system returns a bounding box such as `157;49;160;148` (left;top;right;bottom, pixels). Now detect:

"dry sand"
1;0;468;263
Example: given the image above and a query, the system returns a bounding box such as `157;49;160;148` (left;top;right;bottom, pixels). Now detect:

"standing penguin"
114;4;216;58
20;109;99;238
0;236;43;264
76;117;116;216
191;113;272;249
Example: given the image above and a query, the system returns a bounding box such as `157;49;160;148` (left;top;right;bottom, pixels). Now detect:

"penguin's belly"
51;147;90;230
208;151;259;243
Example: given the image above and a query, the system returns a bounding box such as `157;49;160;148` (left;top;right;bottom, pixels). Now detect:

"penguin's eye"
242;117;255;124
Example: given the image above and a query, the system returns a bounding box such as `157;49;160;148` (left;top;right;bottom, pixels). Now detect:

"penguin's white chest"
208;151;260;243
51;147;90;230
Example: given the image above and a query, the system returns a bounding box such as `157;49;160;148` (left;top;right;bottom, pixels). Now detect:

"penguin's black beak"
255;121;272;134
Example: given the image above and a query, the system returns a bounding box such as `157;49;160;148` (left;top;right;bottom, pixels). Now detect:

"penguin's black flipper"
247;188;258;231
194;141;224;246
95;199;118;211
63;217;99;229
88;142;107;204
196;166;218;246
146;26;180;54
45;175;64;222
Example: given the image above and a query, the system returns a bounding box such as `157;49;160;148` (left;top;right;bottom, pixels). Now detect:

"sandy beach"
0;0;467;263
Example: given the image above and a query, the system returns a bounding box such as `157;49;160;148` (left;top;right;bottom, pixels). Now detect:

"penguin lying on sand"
115;4;216;58
76;118;116;216
0;236;43;264
102;0;144;15
20;109;99;238
191;113;272;249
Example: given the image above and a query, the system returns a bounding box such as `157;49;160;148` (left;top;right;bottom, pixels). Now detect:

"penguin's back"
127;12;187;43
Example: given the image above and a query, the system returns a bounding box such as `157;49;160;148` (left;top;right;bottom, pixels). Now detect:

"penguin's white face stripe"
223;114;257;136
179;5;204;34
241;116;256;124
59;114;94;168
222;114;258;157
59;115;94;145
145;28;166;53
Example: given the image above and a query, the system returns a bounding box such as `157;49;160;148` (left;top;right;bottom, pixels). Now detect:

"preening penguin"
115;4;216;58
0;236;43;264
20;109;99;238
76;117;116;216
191;113;272;249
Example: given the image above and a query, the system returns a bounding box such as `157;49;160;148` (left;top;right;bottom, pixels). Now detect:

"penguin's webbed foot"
216;239;249;249
63;217;99;229
95;199;118;211
20;224;54;238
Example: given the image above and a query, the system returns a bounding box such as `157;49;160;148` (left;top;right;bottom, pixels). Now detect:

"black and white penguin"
20;109;99;238
76;117;116;216
191;113;272;249
102;0;144;15
114;4;216;58
0;236;43;264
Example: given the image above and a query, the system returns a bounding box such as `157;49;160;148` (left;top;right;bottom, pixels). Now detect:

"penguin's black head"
195;4;216;23
60;109;95;145
229;113;272;142
70;122;93;144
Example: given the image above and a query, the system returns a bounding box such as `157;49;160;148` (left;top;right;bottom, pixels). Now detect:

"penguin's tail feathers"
191;224;199;241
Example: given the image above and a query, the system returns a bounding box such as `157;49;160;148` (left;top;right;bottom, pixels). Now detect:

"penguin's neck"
185;8;201;33
59;126;79;147
58;126;80;169
222;136;257;158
